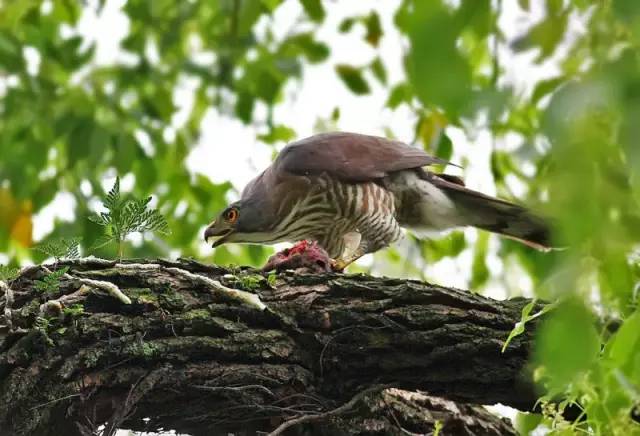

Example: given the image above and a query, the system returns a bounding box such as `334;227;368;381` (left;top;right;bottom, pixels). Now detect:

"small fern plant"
89;177;169;259
34;266;69;295
33;237;80;262
0;265;19;283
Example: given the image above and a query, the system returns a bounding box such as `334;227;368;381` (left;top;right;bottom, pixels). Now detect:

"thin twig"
194;384;276;397
267;385;391;436
29;393;82;411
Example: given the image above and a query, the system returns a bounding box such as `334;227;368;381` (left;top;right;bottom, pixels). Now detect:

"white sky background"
25;1;586;430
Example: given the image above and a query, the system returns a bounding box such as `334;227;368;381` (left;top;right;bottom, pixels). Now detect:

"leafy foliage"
33;316;54;346
89;177;169;258
33;237;80;262
0;265;19;282
62;303;84;318
34;267;69;295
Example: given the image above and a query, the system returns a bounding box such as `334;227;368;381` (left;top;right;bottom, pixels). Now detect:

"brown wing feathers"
275;132;454;182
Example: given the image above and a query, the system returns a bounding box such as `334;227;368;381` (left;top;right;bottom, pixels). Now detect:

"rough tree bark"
0;258;539;436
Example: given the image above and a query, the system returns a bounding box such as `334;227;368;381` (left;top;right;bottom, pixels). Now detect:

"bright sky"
21;0;588;431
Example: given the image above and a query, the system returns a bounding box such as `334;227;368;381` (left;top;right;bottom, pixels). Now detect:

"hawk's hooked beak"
204;225;234;247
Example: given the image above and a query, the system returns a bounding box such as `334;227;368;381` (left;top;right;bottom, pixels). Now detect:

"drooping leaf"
370;57;387;85
387;83;412;109
335;65;370;95
364;11;383;47
470;231;490;288
299;0;324;22
434;133;453;161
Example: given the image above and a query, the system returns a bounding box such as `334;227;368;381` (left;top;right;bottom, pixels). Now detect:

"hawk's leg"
330;248;366;271
330;231;366;271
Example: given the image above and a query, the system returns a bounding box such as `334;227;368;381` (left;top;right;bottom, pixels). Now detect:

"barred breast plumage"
273;174;403;258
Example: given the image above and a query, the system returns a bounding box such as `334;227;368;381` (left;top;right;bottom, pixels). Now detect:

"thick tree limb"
0;258;538;435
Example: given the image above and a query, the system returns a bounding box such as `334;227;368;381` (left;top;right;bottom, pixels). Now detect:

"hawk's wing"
274;132;456;183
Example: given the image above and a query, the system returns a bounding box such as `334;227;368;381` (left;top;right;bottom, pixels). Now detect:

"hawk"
204;132;549;270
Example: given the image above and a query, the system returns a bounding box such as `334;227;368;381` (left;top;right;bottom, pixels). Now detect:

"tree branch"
0;258;539;435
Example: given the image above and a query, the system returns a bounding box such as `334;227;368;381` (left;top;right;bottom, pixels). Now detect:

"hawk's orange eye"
224;208;238;223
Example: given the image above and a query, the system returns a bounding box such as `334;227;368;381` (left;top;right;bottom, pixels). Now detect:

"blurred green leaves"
608;311;640;377
400;0;472;116
300;0;325;23
534;299;600;391
511;0;568;62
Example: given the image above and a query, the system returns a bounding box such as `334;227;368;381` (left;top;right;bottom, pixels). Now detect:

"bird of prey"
204;132;550;270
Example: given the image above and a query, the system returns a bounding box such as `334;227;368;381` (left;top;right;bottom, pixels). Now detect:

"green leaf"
514;412;542;435
331;107;340;121
299;0;325;22
261;0;281;12
456;0;491;38
365;11;383;46
434;133;453;161
335;65;370;95
608;311;640;369
34;266;69;294
470;231;489;288
105;177;122;211
370;57;387;85
0;33;24;70
534;299;600;389
518;0;530;10
285;33;329;63
503;299;537;352
255;68;283;103
339;17;355;33
511;8;568;62
89;234;115;251
387;83;412;109
62;303;84;317
258;125;297;144
67;121;93;168
235;92;255;123
421;232;466;262
531;76;566;103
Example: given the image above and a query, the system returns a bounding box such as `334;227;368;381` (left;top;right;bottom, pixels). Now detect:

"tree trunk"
0;258;538;435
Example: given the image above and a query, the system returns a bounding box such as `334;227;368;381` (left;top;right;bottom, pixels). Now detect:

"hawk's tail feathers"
430;175;553;251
